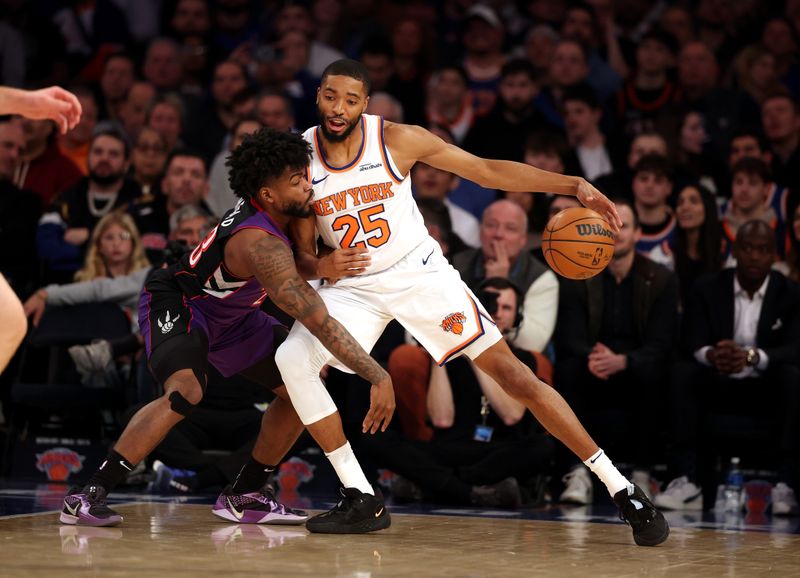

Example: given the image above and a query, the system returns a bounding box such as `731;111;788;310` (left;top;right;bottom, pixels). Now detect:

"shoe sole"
633;515;670;547
306;512;391;534
211;508;308;525
59;512;123;527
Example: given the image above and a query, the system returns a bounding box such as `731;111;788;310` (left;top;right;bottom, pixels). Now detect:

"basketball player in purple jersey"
61;128;394;527
277;59;668;545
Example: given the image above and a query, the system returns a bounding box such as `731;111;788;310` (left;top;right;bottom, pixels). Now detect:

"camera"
161;240;192;267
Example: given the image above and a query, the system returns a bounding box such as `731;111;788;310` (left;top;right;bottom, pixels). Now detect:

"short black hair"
434;63;469;86
227;127;311;200
611;196;640;229
633;154;673;182
731;157;771;183
524;129;569;160
166;147;208;175
731;127;770;152
92;121;132;158
501;58;538;82
736;219;775;251
321;59;371;95
478;276;523;297
562;82;598;109
640;26;679;55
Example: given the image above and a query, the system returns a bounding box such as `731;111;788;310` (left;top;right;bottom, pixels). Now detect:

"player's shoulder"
300;125;316;144
382;121;440;157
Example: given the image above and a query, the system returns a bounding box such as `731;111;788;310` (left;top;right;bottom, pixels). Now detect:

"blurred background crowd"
0;0;799;515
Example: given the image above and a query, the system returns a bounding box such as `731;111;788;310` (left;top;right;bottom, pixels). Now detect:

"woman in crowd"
73;212;149;283
24;212;151;383
130;126;169;195
671;183;723;303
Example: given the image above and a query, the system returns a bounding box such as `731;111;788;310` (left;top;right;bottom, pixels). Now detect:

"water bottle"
723;456;744;512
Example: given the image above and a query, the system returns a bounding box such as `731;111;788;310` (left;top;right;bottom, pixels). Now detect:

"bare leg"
474;339;598;461
250;386;307;465
304;412;348;453
0;274;26;374
115;368;203;464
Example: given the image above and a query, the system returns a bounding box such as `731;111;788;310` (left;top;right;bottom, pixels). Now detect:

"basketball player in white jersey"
276;60;668;546
0;86;82;374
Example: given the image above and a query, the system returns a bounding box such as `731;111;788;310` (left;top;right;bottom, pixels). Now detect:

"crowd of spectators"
0;0;799;514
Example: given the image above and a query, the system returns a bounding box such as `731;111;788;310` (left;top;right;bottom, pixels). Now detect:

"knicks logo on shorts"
440;312;467;335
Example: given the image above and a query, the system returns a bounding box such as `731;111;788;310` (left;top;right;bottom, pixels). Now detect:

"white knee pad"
274;328;337;425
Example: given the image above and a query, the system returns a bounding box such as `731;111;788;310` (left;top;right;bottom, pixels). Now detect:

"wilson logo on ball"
575;223;613;238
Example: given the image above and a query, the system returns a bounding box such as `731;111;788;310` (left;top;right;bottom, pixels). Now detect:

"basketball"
541;207;615;280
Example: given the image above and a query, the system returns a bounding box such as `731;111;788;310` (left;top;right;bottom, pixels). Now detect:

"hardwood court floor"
1;502;798;577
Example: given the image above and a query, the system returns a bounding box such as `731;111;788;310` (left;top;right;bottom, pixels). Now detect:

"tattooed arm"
225;228;394;432
291;215;370;282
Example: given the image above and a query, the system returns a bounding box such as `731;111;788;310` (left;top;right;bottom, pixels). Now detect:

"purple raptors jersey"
172;197;291;324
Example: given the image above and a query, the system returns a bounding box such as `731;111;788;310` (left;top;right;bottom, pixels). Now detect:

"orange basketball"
541;207;615;280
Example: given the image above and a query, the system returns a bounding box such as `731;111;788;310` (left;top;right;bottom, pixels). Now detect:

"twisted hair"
226;127;311;200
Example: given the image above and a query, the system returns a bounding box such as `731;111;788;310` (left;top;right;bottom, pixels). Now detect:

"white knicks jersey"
303;114;429;274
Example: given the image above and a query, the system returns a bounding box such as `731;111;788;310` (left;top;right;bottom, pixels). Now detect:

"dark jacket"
555;254;679;372
684;269;800;367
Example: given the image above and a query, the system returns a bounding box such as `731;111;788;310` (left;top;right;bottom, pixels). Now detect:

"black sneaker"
60;485;123;527
306;487;391;534
471;477;522;508
614;484;669;546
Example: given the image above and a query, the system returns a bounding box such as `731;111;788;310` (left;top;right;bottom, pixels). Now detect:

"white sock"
584;448;632;497
325;442;374;495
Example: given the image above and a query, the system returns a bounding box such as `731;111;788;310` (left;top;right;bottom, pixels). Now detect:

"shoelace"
87;487;103;503
256;489;289;514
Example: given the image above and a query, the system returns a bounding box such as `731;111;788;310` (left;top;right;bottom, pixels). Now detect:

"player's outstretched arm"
0;86;82;134
247;233;394;432
386;122;622;232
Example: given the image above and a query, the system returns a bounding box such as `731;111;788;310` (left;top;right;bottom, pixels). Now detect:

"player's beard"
284;194;314;218
317;108;359;143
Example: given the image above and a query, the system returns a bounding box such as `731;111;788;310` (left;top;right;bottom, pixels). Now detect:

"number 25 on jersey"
331;204;391;249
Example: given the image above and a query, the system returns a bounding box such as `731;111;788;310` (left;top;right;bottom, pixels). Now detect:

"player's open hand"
363;373;395;434
576;178;622;233
319;247;370;283
16;86;83;134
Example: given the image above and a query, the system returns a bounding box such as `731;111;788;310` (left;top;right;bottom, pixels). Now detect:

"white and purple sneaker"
60;485;123;527
212;485;308;525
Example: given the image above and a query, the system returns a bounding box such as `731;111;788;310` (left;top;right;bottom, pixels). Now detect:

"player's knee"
163;376;204;417
275;334;326;386
167;390;199;416
274;338;300;383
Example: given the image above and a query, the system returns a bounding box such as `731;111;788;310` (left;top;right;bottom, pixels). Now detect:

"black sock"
231;457;276;493
86;449;136;493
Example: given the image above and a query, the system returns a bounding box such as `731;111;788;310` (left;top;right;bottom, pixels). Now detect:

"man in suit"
553;198;679;504
656;220;800;515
